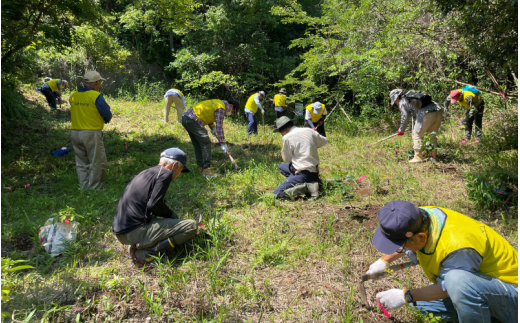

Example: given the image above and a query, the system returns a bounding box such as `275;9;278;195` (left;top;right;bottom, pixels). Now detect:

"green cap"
273;116;297;133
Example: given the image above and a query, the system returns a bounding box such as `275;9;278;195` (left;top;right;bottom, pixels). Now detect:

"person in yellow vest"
163;88;186;123
244;91;265;135
182;99;240;177
445;89;485;144
304;102;327;137
39;78;69;112
274;88;289;118
367;201;518;322
69;71;113;190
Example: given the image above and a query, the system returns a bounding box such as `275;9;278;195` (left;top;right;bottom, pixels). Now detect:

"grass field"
1;89;517;322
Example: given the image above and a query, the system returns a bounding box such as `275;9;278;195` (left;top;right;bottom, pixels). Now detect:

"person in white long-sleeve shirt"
272;116;327;199
244;91;265;134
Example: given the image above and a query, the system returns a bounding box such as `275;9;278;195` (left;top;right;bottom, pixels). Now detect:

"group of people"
38;73;514;322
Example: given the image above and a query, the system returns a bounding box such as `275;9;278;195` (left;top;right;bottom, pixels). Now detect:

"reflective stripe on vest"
456;89;483;110
245;94;259;114
192;100;225;125
417;206;518;285
46;79;61;92
306;104;325;123
70;90;104;130
274;94;287;107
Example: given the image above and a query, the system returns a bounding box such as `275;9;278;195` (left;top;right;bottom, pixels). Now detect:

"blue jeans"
411;270;518;323
273;163;319;199
40;84;58;110
245;112;257;134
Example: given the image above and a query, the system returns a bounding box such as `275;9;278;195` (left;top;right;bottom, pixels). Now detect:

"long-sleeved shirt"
281;126;328;173
305;107;328;128
112;165;174;235
444;94;483;117
185;100;227;143
77;87;113;124
245;94;264;114
164;89;186;107
398;97;442;134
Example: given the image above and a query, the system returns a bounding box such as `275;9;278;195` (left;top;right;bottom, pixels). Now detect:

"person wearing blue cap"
244;91;265;135
112;148;198;266
368;201;518;322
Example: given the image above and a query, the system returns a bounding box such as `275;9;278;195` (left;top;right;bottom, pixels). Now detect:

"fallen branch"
444;78;517;99
324;95;345;122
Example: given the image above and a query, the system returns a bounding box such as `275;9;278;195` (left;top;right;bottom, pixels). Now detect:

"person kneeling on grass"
273;116;327;200
367;201;518;323
112;148;197;266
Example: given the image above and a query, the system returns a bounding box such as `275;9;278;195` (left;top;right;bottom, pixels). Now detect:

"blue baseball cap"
161;148;190;173
372;201;423;254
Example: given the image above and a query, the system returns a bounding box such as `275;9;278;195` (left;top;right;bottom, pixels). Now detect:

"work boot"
285;183;309;200
202;168;216;178
306;182;319;200
128;237;177;267
459;139;469;145
409;150;424;164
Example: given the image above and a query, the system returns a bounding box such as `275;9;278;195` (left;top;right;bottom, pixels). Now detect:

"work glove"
261;110;265;115
366;258;389;276
376;289;407;309
397;131;404;136
220;144;228;154
210;127;217;138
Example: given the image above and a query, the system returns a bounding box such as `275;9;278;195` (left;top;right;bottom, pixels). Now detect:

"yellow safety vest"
168;89;184;97
46;79;61;92
70;90;104;130
306;104;325;123
456;89;483;110
274;94;287;107
245;94;259;114
192;100;225;125
417;207;518;285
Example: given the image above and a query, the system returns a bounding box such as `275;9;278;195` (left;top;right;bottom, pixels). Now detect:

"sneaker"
459;139;469;145
473;139;480;143
128;245;156;268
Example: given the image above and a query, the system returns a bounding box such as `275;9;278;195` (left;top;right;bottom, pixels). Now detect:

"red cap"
450;90;462;104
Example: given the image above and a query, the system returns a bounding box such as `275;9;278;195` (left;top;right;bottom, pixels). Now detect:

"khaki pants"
412;110;443;149
164;95;184;123
70;130;107;190
115;217;197;249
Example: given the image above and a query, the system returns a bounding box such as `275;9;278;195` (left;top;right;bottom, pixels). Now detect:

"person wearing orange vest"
445;89;485;144
304;102;328;137
39;78;69;112
367;201;518;322
163;88;186;123
182;99;240;177
69;71;113;190
244;91;265;135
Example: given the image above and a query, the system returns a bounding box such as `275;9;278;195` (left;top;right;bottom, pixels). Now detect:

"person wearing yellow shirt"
163;88;186;123
69;71;112;190
274;88;289;118
304;102;328;137
445;89;485;144
39;78;68;112
367;201;518;323
244;91;265;135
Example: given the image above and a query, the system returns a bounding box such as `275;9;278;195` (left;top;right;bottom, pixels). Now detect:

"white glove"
210;127;217;137
261;110;265;115
366;258;389;276
220;144;228;154
376;289;407;309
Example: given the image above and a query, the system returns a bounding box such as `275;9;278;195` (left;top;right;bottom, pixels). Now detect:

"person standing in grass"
304;101;327;137
112;148;197;267
244;91;266;135
444;87;485;144
182;99;240;177
69;71;112;190
39;78;68;112
163;88;186;123
367;201;518;323
389;89;444;163
274;88;289;118
272;116;327;200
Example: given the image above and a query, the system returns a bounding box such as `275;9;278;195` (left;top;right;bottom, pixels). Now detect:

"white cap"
83;71;106;82
312;101;322;112
259;91;265;96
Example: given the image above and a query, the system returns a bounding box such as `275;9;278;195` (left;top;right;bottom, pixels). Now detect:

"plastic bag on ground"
38;218;79;257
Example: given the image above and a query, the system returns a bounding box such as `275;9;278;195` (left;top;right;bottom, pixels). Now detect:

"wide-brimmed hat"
450;90;463;104
279;88;287;94
161;148;191;173
389;89;405;106
372;201;424;254
273;116;297;133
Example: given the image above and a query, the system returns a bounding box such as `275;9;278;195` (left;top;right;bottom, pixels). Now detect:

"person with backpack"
444;86;485;144
389;89;444;163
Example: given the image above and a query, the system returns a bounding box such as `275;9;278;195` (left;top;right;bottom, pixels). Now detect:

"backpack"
462;85;481;95
404;90;432;108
